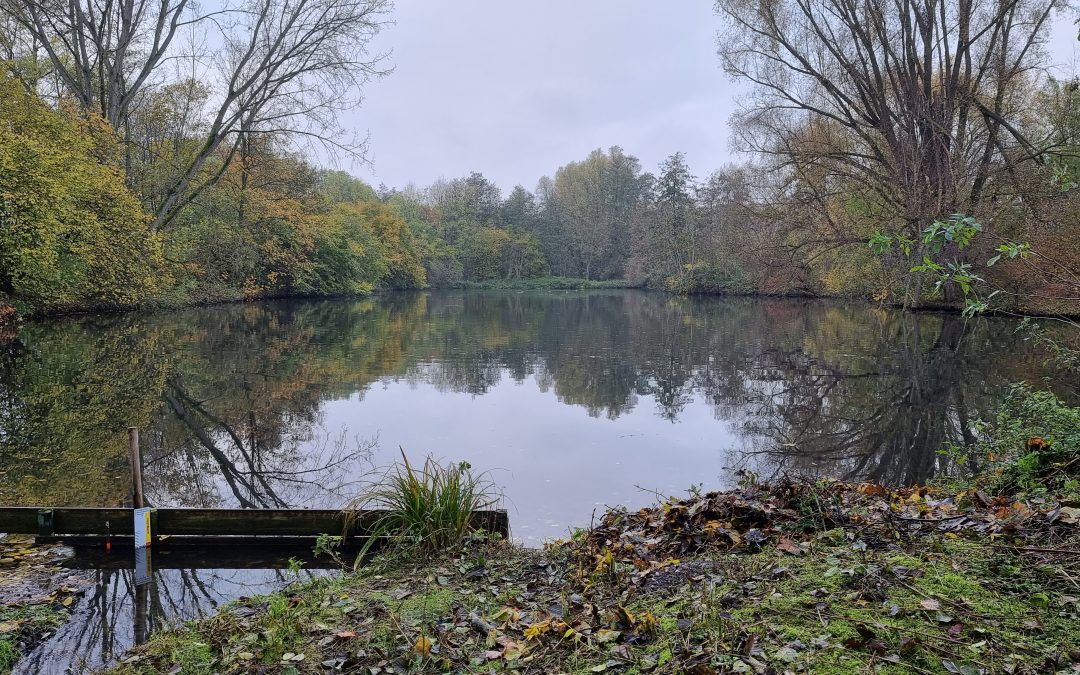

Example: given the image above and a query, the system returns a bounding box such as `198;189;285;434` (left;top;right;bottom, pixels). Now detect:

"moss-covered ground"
107;479;1080;675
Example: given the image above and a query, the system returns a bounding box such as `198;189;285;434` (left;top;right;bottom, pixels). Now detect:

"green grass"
0;602;68;674
347;451;502;558
106;525;1080;675
443;276;640;290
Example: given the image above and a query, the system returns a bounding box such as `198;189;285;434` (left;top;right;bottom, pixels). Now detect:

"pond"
0;290;1065;671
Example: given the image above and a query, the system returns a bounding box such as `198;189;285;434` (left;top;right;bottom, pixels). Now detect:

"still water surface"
0;290;1064;670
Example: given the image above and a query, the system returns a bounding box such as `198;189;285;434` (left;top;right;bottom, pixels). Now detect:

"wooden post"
128;427;144;509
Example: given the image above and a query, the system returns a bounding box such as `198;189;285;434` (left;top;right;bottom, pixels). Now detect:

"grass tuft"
347;449;501;560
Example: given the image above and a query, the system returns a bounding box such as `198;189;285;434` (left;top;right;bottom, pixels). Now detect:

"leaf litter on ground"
105;478;1080;674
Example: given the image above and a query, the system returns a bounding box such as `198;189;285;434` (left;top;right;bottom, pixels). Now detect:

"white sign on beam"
134;507;152;548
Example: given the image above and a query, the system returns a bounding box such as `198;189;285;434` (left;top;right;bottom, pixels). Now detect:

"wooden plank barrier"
0;507;509;547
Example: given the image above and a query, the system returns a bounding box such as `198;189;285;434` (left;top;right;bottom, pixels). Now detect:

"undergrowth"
946;385;1080;498
443;277;639;291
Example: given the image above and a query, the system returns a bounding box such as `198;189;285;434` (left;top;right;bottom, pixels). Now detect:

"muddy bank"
0;535;91;672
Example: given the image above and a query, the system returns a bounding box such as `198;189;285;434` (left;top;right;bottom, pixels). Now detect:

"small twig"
990;545;1080;555
888;513;969;523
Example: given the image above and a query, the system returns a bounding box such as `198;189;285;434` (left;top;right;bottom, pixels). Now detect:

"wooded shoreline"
3;282;1078;328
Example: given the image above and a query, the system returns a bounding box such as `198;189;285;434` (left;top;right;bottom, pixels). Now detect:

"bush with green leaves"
665;262;755;295
975;385;1080;496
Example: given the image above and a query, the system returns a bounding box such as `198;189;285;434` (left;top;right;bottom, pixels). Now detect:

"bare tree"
2;0;392;229
1;0;194;126
715;0;1064;306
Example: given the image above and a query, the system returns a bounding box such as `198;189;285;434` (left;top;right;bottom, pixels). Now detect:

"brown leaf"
858;483;888;497
0;620;22;633
777;536;802;556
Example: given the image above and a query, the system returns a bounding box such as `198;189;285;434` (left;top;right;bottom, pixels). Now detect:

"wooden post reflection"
133;548;152;645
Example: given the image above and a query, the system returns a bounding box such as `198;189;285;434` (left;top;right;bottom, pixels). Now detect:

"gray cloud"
345;0;1080;193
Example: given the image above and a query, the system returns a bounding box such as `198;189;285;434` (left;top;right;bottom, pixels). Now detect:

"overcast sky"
346;1;1080;193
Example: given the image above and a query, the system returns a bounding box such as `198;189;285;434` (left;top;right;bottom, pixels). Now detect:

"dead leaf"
412;635;432;659
777;536;802;555
1056;506;1080;525
595;628;621;644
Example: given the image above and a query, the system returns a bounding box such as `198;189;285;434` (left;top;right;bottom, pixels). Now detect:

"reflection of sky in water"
321;373;742;544
2;292;1066;670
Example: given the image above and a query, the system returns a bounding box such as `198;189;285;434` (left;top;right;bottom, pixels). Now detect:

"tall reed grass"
347;450;501;559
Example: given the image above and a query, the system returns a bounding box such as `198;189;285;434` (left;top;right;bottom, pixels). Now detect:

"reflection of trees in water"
731;314;985;483
148;377;372;508
0;291;1059;507
390;294;1049;484
15;566;307;675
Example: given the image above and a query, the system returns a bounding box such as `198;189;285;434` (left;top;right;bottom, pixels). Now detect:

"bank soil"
0;536;91;672
104;479;1080;675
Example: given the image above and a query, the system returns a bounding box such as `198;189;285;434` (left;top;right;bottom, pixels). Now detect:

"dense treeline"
2;0;1079;317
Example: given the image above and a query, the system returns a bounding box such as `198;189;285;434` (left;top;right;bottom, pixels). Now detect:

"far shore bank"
4;279;1079;327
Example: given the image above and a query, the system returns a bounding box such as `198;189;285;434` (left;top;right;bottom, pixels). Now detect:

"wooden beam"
0;507;509;540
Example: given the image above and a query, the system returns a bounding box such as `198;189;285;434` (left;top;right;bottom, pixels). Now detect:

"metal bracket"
37;509;54;537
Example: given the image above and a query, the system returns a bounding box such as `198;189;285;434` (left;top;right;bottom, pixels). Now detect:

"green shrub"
977;386;1080;495
665;263;754;295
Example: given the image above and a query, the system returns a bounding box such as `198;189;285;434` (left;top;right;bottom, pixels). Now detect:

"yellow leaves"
412;635;432;658
593;548;614;575
0;73;161;311
523;621;550;641
636;610;658;635
492;606;522;626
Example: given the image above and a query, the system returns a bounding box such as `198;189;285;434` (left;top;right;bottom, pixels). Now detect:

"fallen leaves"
411;635;431;658
88;478;1080;675
777;536;803;556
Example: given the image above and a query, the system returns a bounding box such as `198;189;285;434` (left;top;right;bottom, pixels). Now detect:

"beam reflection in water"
16;551;332;675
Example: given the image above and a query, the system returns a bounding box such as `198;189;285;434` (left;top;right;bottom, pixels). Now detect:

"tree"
3;0;392;230
319;171;379;204
500;185;538;230
0;74;162;312
548;147;645;279
655;152;697;270
428;172;502;244
715;0;1061;307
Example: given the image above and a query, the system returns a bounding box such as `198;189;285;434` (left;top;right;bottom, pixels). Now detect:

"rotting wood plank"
0;507;509;541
